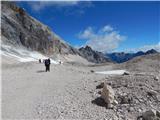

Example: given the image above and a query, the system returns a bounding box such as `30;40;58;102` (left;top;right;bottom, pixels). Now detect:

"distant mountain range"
106;49;158;63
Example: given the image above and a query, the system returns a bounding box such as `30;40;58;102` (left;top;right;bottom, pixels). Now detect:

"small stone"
147;90;157;97
108;82;112;86
142;109;156;120
154;76;159;81
89;91;93;93
96;82;104;89
156;111;160;118
113;100;118;105
138;109;142;112
123;71;130;75
107;103;114;109
128;107;134;112
111;115;119;120
90;70;94;73
140;87;143;90
98;91;101;94
120;95;133;104
137;117;143;120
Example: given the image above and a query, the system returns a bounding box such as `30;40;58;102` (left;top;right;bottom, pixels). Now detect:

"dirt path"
2;62;112;119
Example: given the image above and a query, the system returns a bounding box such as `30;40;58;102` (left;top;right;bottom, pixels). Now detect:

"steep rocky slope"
1;1;78;55
79;46;112;63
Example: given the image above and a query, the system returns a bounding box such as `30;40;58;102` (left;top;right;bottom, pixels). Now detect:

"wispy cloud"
28;1;79;11
78;25;126;53
27;1;93;17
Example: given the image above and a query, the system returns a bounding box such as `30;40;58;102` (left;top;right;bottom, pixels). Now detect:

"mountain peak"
79;46;111;63
145;49;158;54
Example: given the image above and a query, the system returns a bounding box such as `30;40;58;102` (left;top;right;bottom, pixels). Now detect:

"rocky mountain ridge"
1;1;79;56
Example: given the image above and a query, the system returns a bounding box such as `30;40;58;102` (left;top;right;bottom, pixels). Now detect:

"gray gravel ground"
2;54;160;119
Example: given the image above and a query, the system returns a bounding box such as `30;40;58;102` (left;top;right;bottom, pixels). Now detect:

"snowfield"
0;44;59;64
95;70;126;75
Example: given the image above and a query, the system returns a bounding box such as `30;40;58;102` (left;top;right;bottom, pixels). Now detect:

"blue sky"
17;1;160;53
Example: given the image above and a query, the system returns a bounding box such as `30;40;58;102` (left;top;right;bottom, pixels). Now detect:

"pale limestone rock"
101;82;117;108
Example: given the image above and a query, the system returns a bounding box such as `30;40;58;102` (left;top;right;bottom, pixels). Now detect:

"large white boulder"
101;82;117;108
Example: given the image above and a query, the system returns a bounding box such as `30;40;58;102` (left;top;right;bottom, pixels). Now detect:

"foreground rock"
101;82;117;108
138;109;160;120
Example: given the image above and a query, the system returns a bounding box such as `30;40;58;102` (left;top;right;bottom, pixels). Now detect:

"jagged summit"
79;45;111;63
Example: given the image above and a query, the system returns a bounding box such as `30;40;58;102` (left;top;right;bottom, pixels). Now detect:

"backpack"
45;59;50;65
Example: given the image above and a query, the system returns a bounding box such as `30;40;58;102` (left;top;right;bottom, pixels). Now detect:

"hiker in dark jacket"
45;58;51;72
39;59;41;63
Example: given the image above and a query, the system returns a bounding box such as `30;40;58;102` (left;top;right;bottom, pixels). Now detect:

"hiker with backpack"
45;58;51;72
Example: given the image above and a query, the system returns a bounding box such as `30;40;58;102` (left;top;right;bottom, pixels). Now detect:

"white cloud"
27;1;93;17
28;1;93;11
78;25;126;53
28;1;79;11
102;25;113;32
78;27;95;39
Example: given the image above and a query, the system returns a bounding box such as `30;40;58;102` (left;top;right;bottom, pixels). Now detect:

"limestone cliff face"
1;1;78;55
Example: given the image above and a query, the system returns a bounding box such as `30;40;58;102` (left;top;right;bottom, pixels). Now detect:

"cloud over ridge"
78;25;126;53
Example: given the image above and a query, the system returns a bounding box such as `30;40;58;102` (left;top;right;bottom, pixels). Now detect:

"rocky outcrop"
1;1;78;55
79;46;111;63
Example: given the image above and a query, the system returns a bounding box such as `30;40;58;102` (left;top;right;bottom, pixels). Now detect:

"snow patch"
1;44;59;64
95;70;126;75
